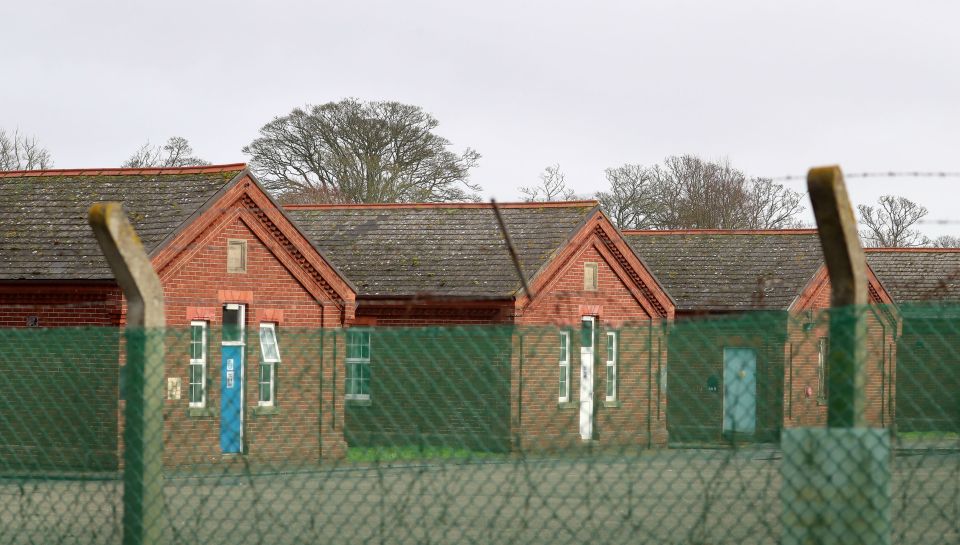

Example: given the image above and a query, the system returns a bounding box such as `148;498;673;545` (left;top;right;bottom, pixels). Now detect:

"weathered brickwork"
895;318;960;432
515;241;667;450
156;210;345;467
345;220;673;453
0;168;354;471
666;313;788;443
0;285;122;469
785;277;897;430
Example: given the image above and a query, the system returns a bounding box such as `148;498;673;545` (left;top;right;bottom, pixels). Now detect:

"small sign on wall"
167;377;182;400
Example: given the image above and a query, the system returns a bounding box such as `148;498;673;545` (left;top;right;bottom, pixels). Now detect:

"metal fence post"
780;166;891;545
89;203;166;545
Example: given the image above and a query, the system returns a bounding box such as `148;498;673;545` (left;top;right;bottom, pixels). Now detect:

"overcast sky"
3;0;958;236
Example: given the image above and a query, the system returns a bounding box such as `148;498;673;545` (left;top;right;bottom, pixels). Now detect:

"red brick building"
624;229;897;443
867;248;960;432
286;202;675;451
0;165;355;469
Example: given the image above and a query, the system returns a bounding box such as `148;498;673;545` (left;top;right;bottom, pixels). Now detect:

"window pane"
260;326;280;362
347;331;371;360
223;307;242;342
559;333;567;361
581;319;593;348
190;325;204;360
606;333;614;355
559;365;568;399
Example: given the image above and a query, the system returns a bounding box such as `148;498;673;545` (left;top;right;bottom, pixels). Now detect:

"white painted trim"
605;331;617;402
189;320;207;408
258;323;279;407
559;331;571;402
345;330;371;400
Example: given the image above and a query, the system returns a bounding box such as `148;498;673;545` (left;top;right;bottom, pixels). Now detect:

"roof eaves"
283;200;600;210
0;163;247;178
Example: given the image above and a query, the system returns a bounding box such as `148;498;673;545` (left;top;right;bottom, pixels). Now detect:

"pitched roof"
0;165;247;280
285;201;599;298
623;229;825;311
866;248;960;304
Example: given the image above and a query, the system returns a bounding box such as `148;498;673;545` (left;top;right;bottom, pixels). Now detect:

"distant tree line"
3;101;956;247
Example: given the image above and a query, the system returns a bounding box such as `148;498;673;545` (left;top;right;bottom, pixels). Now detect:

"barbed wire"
769;171;960;182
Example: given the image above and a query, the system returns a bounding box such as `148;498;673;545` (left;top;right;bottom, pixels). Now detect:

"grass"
346;446;506;463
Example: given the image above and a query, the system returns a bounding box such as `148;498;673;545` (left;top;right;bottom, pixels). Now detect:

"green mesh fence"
1;304;958;544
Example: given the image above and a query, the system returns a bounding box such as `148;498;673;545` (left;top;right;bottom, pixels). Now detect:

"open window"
258;323;280;406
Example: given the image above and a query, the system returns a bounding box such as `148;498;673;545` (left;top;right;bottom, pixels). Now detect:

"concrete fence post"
89;203;166;545
780;166;891;545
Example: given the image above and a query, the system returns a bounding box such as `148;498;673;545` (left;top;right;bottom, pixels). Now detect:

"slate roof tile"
623;230;825;311
866;249;960;304
286;202;598;298
0;166;244;280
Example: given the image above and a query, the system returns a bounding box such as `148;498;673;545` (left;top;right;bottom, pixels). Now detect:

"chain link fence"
1;304;958;544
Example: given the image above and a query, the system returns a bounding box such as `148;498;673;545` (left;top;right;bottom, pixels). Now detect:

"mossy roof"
0;167;243;280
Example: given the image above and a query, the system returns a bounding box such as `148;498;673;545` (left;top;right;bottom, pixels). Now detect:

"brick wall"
895;317;960;432
0;284;122;469
347;236;669;453
156;210;345;466
515;242;667;450
666;312;788;443
345;326;513;451
783;280;896;430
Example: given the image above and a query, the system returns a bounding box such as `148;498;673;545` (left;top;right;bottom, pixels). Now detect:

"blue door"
220;345;243;453
723;348;757;434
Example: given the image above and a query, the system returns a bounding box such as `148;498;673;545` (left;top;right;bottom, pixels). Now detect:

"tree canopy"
243;99;481;204
597;155;804;230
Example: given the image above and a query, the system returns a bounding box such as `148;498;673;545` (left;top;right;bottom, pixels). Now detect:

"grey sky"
3;0;959;236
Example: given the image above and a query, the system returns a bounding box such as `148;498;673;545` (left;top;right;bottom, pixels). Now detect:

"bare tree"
0;129;53;170
929;235;960;248
595;164;654;229
243;99;481;203
122;136;210;168
519;164;576;202
744;177;806;229
598;155;804;230
858;195;929;247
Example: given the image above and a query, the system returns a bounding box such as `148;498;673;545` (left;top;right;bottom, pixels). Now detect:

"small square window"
584;262;598;291
227;239;247;273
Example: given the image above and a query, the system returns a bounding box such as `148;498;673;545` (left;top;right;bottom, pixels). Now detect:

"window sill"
188;407;217;418
558;401;580;409
347;398;372;407
603;400;622;408
253;405;280;416
816;398;828;406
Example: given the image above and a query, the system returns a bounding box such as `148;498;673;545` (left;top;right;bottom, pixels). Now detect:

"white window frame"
559;331;571;402
346;330;371;401
817;336;829;401
258;323;280;407
189;320;208;408
605;331;618;402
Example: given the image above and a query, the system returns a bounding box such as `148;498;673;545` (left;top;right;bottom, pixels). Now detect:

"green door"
723;348;757;434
